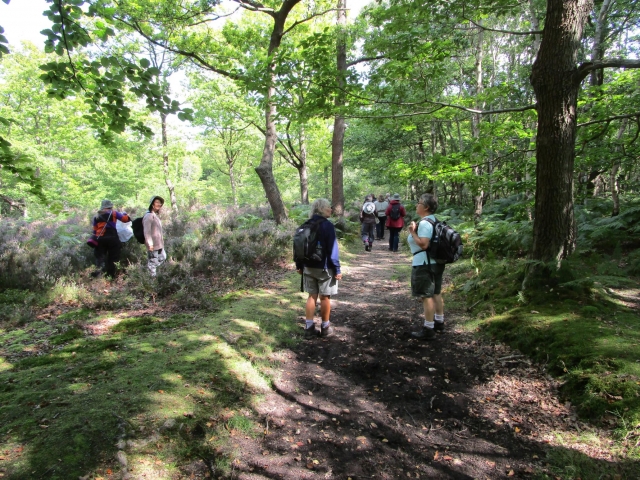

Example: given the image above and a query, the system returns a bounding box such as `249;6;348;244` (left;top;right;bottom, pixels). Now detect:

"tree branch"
283;8;338;36
117;17;242;81
577;112;640;128
232;0;275;15
577;59;640;82
346;102;536;119
464;17;542;36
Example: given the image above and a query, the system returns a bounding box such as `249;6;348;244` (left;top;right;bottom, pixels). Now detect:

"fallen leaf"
507;470;515;476
434;451;439;460
381;438;388;442
443;455;453;461
158;390;164;394
515;427;521;433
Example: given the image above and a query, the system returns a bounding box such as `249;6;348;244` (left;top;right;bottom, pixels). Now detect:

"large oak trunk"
529;0;592;265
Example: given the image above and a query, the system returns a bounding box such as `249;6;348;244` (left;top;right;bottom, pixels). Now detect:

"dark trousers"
94;235;122;278
376;216;386;239
388;227;402;251
361;223;375;245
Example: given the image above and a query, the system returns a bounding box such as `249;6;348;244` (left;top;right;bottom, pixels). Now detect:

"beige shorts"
303;267;338;296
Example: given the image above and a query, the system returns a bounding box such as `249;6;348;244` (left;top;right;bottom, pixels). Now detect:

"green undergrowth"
449;252;640;463
0;273;309;479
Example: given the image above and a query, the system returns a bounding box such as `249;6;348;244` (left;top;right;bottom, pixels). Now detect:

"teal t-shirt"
407;214;437;266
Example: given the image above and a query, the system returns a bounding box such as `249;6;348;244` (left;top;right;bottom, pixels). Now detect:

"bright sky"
0;0;371;48
1;0;51;47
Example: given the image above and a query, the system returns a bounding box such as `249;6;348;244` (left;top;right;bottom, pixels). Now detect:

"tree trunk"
590;0;612;86
229;161;238;207
472;22;485;222
254;2;302;224
529;0;592;266
160;112;178;212
611;118;627;216
331;0;347;221
299;126;309;204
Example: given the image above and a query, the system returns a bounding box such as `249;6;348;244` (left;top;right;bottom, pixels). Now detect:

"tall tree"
530;0;640;266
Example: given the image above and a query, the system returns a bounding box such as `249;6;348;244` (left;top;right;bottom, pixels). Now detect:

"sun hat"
391;193;401;201
100;199;113;209
363;202;376;214
148;195;165;211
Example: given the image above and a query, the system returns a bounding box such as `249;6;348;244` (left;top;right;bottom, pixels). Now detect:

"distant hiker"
360;197;377;251
385;193;406;252
407;193;446;340
143;195;166;277
374;194;389;240
295;198;342;338
91;199;131;278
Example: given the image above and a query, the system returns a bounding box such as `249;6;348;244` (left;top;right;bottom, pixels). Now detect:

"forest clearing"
1;0;640;478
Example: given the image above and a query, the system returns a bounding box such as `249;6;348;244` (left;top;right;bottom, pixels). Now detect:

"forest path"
230;241;622;479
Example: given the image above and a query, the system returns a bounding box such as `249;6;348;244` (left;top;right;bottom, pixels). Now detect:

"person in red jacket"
91;199;131;278
385;193;406;252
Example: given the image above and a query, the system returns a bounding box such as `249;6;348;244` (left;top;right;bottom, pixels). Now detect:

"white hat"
363;202;375;214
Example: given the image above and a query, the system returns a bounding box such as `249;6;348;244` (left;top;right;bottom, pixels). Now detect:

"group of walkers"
360;193;407;252
297;193;446;341
89;195;166;279
91;191;446;342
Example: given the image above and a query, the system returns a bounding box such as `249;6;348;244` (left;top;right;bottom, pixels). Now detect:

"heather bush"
0;205;297;309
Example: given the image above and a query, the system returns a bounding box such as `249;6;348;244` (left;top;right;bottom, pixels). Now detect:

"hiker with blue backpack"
142;195;166;277
294;198;342;338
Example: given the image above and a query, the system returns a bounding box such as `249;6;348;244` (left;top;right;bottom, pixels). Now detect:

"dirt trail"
229;242;619;479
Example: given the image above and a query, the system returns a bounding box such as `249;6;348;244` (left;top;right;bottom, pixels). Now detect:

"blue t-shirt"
407;214;436;266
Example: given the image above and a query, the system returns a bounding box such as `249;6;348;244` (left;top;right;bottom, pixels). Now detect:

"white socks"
423;320;435;328
306;319;314;328
435;314;444;324
321;321;330;329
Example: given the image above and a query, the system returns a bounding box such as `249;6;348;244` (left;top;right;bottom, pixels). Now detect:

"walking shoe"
411;326;436;340
320;324;334;337
304;326;317;338
434;321;445;332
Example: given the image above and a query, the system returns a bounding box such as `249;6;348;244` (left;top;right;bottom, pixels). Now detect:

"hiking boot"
320;324;334;337
304;326;317;338
434;321;445;332
411;326;436;340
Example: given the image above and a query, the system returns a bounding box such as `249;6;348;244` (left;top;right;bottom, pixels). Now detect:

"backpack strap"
411;216;437;265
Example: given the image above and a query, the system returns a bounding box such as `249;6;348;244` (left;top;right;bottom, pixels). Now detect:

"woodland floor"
210;242;635;480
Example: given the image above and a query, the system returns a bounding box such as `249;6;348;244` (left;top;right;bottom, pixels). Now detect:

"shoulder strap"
411;217;436;257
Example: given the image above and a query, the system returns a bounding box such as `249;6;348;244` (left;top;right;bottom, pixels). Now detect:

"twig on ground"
466;300;482;312
430;395;436;409
404;407;418;426
497;354;525;361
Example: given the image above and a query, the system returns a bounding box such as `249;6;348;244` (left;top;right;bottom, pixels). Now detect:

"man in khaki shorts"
295;198;342;338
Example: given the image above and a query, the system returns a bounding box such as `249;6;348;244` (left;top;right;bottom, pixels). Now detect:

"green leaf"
139;58;150;68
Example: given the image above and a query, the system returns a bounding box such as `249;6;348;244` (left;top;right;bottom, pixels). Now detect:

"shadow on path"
230;242;639;479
